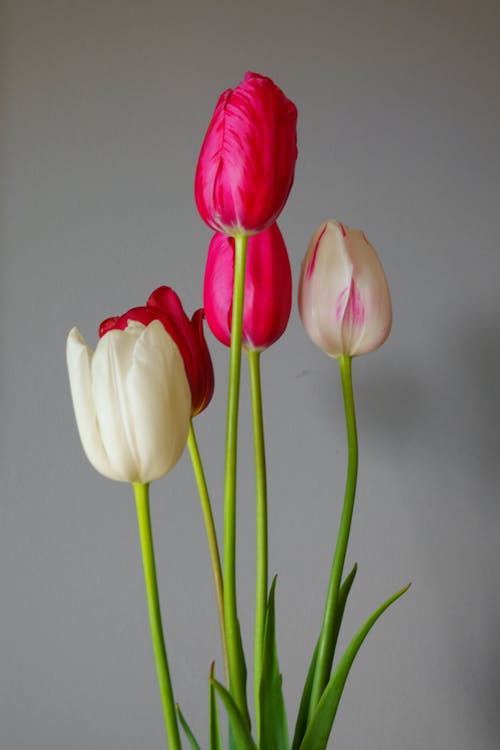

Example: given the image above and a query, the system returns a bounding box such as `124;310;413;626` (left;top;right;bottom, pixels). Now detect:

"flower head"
100;287;214;417
204;223;292;351
195;71;298;236
67;320;191;483
298;220;392;357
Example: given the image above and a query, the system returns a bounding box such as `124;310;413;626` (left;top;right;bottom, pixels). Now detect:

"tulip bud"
99;287;214;417
204;222;292;351
298;220;392;357
67;320;191;483
195;71;298;236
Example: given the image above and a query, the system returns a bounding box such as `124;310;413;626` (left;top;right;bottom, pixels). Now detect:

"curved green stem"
223;233;250;722
133;482;181;750
308;354;358;716
247;349;268;737
187;421;229;682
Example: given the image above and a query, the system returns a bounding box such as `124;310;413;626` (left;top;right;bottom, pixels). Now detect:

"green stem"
308;354;358;716
223;233;249;720
187;420;229;682
133;482;181;750
247;349;268;737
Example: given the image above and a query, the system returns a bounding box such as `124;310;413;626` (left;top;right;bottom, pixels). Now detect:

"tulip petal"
91;323;143;481
147;287;214;417
301;222;352;357
346;230;392;356
204;223;292;351
126;321;191;483
66;327;118;479
204;233;235;346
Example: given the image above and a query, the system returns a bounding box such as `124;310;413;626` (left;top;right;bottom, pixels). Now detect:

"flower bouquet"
66;72;409;750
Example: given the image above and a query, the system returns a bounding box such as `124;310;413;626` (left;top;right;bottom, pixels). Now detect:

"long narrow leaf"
209;663;223;750
176;704;202;750
227;616;250;750
291;642;318;750
211;678;257;750
291;563;357;750
234;616;251;728
299;583;411;750
329;563;358;670
259;577;289;750
229;724;237;750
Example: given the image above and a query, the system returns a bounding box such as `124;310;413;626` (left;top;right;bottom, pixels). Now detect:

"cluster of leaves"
177;571;409;750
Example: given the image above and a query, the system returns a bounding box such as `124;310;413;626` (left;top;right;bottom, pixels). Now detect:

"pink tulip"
194;71;298;236
204;222;292;351
99;286;214;416
298;220;392;357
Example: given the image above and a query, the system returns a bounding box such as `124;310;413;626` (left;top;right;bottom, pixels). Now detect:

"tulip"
195;71;298;236
100;286;214;417
204;223;292;351
298;220;392;357
66;320;191;483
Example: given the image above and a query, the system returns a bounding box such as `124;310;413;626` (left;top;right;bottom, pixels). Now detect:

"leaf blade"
209;663;223;750
258;577;289;750
176;704;202;750
299;583;411;750
291;642;318;750
211;678;257;750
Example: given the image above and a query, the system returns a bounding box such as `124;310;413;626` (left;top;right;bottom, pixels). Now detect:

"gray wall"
1;1;499;748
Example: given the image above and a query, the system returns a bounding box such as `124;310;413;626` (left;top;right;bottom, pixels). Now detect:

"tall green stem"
133;482;181;750
187;421;229;682
308;354;358;716
223;233;249;722
247;349;268;736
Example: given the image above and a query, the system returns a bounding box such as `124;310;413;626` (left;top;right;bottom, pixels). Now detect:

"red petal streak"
307;224;327;278
336;280;365;326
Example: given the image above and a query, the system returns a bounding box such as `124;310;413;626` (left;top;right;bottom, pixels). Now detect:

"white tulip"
66;319;191;483
298;220;392;358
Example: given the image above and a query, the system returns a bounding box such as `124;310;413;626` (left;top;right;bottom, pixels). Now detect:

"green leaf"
229;724;237;750
234;615;251;728
176;704;202;750
209;663;223;750
291;642;318;750
291;563;357;750
299;583;411;750
329;563;358;670
211;678;257;750
227;616;251;750
258;577;289;750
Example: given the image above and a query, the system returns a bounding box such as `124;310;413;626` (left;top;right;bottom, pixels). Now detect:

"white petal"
66;327;118;479
299;221;352;357
126;320;191;483
91;325;145;482
347;230;392;356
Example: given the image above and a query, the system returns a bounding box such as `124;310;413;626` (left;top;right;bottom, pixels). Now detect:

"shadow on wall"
449;311;500;744
450;313;500;499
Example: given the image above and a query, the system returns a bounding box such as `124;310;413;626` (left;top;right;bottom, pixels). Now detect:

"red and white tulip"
67;320;191;483
298;220;392;357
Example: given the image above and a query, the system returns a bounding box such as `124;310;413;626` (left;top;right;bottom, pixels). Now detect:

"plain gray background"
1;0;499;748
